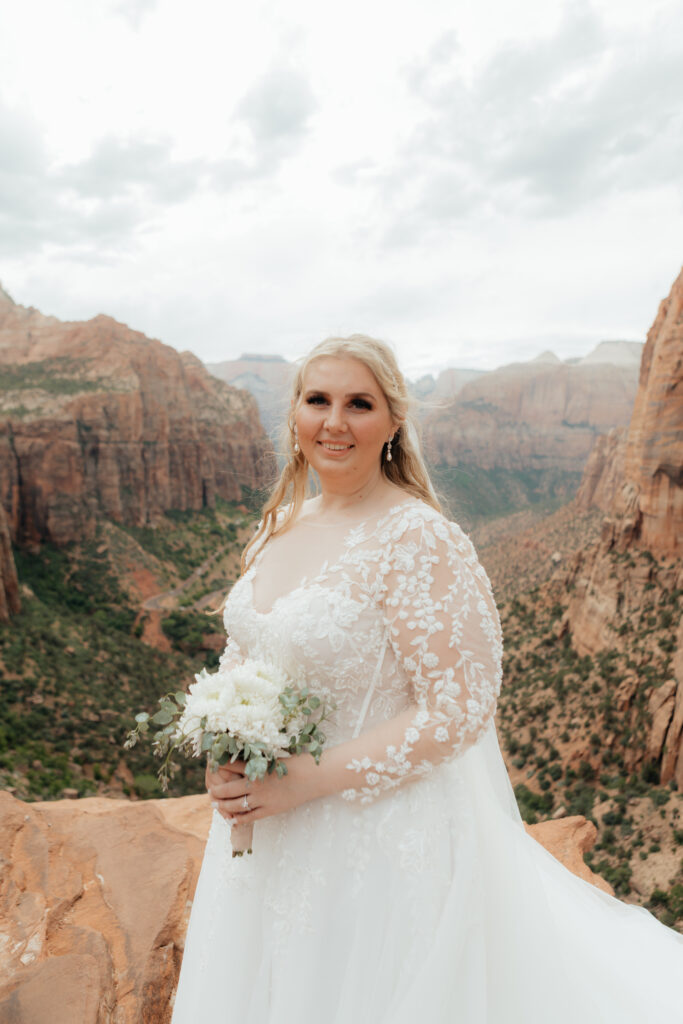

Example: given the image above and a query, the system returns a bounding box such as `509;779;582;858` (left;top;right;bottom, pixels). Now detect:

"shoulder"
380;499;493;591
385;498;475;557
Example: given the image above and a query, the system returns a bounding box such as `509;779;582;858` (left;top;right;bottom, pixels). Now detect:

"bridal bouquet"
124;658;332;856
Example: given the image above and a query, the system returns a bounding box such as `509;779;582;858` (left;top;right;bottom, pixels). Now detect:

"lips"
318;441;354;451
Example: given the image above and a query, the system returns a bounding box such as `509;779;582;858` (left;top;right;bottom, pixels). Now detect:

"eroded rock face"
0;291;276;547
422;359;638;475
563;268;683;784
0;501;19;620
613;266;683;553
0;792;611;1024
575;427;627;513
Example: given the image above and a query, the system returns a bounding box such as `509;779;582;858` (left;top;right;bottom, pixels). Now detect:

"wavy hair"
240;334;442;572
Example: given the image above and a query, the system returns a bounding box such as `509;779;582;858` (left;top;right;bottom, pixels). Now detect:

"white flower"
435;726;450;743
405;727;420;744
176;659;290;753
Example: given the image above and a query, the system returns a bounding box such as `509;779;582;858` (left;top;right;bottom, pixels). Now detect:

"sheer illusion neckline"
246;497;422;616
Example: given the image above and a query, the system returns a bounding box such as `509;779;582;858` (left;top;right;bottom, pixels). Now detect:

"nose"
323;402;347;432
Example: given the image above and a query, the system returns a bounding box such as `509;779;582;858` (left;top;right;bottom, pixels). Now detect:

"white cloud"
371;3;683;241
1;0;682;375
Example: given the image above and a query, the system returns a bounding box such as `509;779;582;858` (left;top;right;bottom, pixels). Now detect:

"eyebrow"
304;389;377;399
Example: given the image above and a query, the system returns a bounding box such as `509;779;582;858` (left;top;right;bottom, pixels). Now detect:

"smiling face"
294;356;397;493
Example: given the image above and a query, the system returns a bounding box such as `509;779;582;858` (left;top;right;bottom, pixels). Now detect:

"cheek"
355;418;390;450
294;405;319;440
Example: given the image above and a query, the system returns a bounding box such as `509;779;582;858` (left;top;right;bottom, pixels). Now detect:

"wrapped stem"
230;821;254;857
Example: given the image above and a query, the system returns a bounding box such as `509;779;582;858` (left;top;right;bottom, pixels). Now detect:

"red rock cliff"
0;501;20;620
422;357;638;475
0;289;276;547
614;266;683;553
564;268;683;786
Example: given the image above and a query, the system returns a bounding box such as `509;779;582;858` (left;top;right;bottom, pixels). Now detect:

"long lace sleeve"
340;513;503;803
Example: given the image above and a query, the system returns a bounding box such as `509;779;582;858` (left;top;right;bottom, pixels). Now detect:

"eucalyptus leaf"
151;708;174;725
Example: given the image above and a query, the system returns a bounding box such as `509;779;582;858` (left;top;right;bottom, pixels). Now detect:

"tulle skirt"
171;727;683;1023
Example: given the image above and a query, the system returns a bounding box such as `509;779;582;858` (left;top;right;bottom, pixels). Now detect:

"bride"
171;335;683;1023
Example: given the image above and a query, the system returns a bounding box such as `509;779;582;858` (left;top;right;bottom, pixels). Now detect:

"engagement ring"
243;795;250;811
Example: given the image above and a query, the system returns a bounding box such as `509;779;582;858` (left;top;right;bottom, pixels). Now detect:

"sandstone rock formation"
563;267;683;786
423;357;639;476
612;268;683;553
0;500;20;620
574;427;627;513
0;791;612;1024
0;289;276;547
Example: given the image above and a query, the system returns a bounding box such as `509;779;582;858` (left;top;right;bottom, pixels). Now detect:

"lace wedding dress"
172;499;683;1023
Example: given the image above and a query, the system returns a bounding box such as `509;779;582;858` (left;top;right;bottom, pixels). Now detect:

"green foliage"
1;512;248;802
13;542;135;632
514;783;554;824
0;358;109;394
430;463;581;527
649;885;683;927
161;610;222;655
593;859;632;896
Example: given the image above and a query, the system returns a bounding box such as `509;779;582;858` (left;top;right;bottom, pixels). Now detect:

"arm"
210;514;503;820
319;514;502;802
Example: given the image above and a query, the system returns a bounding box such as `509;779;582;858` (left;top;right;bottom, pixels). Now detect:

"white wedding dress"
172;499;683;1023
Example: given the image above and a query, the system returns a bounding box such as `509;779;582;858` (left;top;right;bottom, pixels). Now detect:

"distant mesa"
237;353;287;362
207;355;293;439
531;350;562;364
578;340;644;367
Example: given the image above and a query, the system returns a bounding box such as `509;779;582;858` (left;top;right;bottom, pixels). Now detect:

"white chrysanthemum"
177;659;290;754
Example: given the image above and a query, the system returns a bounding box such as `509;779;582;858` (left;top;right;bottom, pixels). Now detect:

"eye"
350;397;373;410
305;394;328;405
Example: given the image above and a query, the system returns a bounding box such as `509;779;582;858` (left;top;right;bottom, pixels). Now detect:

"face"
295;356;397;491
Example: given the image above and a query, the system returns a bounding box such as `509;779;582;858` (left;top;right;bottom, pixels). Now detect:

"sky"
1;0;682;377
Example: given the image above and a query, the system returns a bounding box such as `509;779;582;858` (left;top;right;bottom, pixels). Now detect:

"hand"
206;755;324;825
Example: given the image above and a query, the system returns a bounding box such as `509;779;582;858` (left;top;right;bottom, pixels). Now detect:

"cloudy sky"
1;0;682;376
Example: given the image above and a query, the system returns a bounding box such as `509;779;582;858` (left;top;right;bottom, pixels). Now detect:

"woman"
172;335;683;1024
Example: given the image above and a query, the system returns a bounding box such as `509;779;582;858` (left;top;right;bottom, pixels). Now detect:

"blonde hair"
240;333;442;573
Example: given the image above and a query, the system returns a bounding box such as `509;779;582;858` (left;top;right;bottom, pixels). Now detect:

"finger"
229;805;263;824
209;778;251;800
206;761;247;788
214;795;261;817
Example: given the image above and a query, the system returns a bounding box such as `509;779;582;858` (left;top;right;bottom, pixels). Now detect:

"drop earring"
293;426;300;455
386;436;393;462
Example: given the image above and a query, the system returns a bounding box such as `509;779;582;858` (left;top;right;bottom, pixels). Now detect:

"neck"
316;469;390;516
